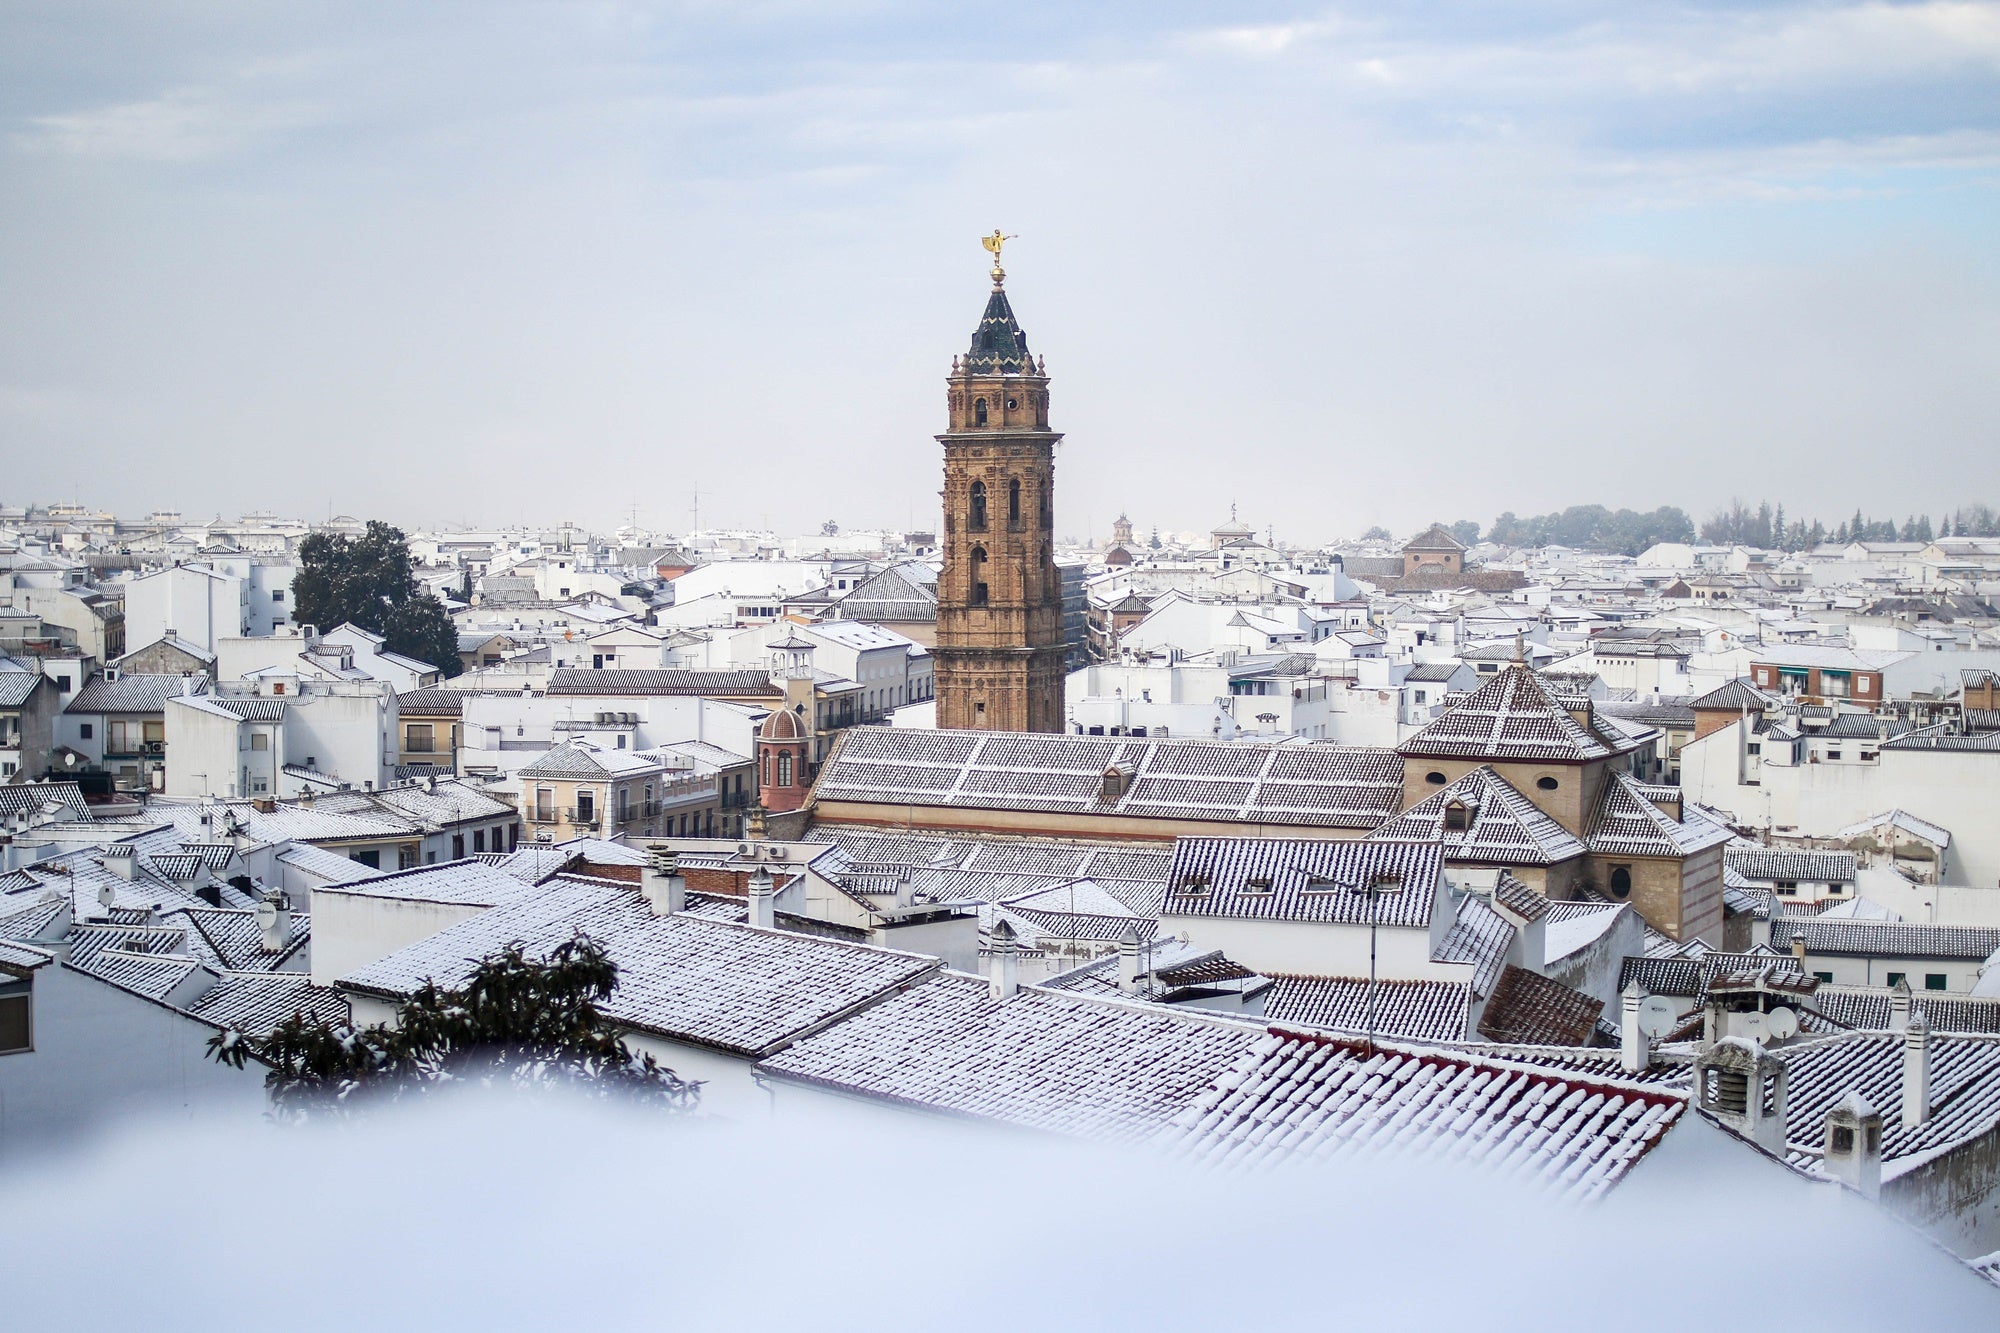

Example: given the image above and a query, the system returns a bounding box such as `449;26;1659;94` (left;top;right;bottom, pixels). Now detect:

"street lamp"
1345;873;1405;1052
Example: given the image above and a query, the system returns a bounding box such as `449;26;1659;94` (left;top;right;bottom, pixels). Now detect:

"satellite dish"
97;883;116;911
1766;1005;1800;1039
1636;995;1679;1039
63;752;77;767
254;901;279;931
1736;1011;1768;1041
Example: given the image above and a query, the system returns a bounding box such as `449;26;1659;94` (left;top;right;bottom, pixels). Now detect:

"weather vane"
982;229;1017;285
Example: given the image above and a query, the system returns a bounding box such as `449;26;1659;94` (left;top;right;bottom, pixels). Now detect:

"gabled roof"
1399;666;1635;763
0;672;44;708
1368;767;1587;866
1773;918;2000;961
1725;847;1856;884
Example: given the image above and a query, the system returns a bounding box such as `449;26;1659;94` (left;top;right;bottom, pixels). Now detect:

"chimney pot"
746;865;775;929
1117;925;1144;995
1903;1012;1932;1128
988;918;1020;1001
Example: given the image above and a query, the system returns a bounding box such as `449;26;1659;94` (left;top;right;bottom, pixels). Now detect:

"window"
1825;750;1842;762
1443;801;1471;832
777;753;794;787
575;789;595;822
272;590;285;602
1008;478;1021;524
351;850;381;869
1425;771;1448;785
971;546;989;607
1536;776;1559;791
452;834;465;858
534;786;555;821
1886;972;1906;987
0;979;31;1055
407;723;434;753
272;682;286;695
974;397;988;425
473;829;486;853
1814;971;1834;983
250;732;269;752
79;723;92;740
1746;743;1761;755
1926;974;1948;991
968;482;988;531
1609;866;1633;899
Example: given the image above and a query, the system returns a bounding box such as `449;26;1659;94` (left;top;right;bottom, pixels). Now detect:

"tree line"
1695;500;2000;552
1410;500;2000;557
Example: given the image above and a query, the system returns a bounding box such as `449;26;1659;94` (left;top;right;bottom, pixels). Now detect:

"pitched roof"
1725;847;1857;883
1589;774;1735;859
66;674;198;714
1161;838;1445;926
813;727;1405;831
1476;965;1605;1046
184;971;350;1036
1367;766;1587;866
516;738;664;780
0;672;43;708
756;971;1262;1143
1834;809;1951;848
546;668;779;698
1262;974;1472;1042
1777;1030;2000;1176
1399;666;1636;763
1690;678;1778;712
1160;1030;1685;1201
961;283;1036;376
1774;918;2000;961
340;876;941;1058
1403;524;1468;553
0;781;91;822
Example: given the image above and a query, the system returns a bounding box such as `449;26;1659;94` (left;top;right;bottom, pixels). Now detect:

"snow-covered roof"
339;875;941;1058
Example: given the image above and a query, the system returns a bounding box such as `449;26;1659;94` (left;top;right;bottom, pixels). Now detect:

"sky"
1;1;1996;544
3;1088;1995;1328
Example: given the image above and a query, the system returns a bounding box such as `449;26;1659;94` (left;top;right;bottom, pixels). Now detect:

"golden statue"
982;229;1016;283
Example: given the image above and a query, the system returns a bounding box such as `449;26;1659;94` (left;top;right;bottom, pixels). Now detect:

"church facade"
932;238;1067;733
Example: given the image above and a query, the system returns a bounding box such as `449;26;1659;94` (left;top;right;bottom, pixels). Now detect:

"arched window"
971;546;989;606
974;397;988;425
760;751;770;786
969;481;988;532
1008;478;1022;524
777;752;794;787
1610;866;1633;899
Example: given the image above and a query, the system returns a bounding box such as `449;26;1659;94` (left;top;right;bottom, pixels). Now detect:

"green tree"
209;933;695;1119
1448;519;1482;546
293;520;461;677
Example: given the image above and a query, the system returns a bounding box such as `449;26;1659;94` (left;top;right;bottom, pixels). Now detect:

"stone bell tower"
933;232;1066;733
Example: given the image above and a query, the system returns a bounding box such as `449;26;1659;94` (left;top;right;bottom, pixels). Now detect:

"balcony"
564;808;600;829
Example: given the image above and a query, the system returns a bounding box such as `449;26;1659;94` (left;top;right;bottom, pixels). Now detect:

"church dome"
759;706;806;742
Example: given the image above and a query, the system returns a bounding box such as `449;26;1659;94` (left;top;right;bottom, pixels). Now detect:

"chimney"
103;845;136;881
1620;981;1650;1074
258;896;292;954
1888;977;1912;1031
987;918;1020;1001
643;844;686;916
1903;1011;1931;1128
746;865;775;930
1790;932;1807;965
1117;925;1144;995
1822;1091;1883;1200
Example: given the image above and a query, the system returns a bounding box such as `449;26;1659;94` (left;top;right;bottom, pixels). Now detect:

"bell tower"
933;232;1066;733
